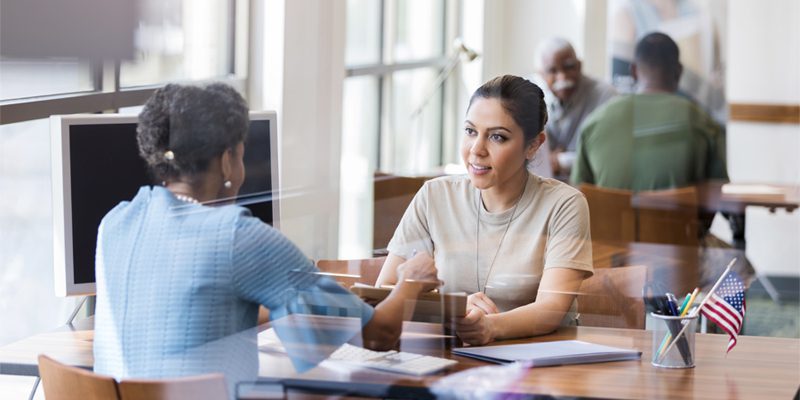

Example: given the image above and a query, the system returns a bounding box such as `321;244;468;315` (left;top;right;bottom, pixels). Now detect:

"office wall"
481;0;603;81
726;0;800;277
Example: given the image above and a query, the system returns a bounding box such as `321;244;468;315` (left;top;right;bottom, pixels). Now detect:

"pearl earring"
224;180;232;189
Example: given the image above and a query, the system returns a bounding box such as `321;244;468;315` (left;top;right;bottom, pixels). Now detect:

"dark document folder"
452;340;641;367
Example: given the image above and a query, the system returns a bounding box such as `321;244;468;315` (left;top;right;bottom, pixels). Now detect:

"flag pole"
655;257;737;364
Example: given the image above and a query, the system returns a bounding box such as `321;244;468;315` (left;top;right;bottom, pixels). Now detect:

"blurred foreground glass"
0;58;94;100
120;0;233;87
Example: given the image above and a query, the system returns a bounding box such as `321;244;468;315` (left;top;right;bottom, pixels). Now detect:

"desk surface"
1;320;797;399
256;323;800;399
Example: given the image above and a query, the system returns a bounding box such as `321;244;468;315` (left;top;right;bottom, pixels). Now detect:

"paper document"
722;184;786;196
452;340;641;367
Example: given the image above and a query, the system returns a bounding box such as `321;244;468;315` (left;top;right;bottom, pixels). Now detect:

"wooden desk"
697;181;800;215
697;181;800;252
0;318;93;376
698;181;798;301
255;322;800;399
2;320;797;399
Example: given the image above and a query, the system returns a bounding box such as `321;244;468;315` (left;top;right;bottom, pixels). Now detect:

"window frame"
343;0;460;171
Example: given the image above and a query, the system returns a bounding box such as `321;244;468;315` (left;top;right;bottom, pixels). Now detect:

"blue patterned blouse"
93;186;373;397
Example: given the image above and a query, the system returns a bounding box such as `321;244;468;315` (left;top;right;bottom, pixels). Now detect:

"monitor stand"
66;295;92;326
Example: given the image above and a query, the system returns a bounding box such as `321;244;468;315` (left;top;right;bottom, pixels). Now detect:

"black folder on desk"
452;340;641;367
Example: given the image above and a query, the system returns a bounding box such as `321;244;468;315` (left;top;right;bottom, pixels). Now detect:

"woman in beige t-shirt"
376;75;593;345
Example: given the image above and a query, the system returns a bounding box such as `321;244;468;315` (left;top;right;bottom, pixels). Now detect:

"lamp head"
453;38;479;62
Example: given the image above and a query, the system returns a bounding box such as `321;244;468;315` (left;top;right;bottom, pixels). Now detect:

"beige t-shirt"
387;173;593;313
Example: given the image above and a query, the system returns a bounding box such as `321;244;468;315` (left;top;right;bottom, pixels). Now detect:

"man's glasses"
544;59;579;77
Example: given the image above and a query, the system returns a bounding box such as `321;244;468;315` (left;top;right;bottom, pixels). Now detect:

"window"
0;119;79;346
0;58;95;101
339;0;459;257
343;0;452;174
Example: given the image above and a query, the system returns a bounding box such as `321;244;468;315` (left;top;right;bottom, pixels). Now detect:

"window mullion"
441;0;460;165
345;57;450;77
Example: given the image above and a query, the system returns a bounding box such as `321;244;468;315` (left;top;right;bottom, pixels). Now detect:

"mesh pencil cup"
651;312;699;368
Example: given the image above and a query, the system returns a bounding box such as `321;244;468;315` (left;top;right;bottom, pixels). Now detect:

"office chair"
576;265;648;329
633;186;701;246
579;184;637;243
38;354;120;400
316;257;387;287
373;173;430;254
581;183;702;246
117;373;227;400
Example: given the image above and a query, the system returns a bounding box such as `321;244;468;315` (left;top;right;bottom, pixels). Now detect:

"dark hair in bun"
136;82;249;181
468;75;548;146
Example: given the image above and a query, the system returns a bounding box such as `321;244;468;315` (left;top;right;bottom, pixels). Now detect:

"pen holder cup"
651;312;698;368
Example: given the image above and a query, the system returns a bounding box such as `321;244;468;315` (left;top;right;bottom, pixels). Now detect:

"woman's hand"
466;292;499;315
395;253;440;292
366;252;439;351
455;308;496;345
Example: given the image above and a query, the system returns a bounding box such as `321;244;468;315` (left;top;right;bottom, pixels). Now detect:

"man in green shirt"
571;32;727;192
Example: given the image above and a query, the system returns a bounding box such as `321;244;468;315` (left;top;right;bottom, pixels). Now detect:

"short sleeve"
544;193;594;276
386;183;435;258
571;124;596;186
231;216;374;325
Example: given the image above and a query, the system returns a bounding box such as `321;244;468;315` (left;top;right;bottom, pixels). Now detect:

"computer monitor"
51;111;280;297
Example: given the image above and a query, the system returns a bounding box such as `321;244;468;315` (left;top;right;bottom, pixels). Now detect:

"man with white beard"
536;38;616;178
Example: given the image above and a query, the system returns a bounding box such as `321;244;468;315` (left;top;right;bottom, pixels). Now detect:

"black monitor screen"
67;118;276;285
239;119;275;226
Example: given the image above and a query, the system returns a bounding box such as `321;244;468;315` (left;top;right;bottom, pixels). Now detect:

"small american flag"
701;271;746;353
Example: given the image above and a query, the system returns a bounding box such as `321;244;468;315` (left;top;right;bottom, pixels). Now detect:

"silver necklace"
173;193;200;204
475;177;528;294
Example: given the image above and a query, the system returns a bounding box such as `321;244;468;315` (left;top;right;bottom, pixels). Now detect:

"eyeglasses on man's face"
544;59;580;77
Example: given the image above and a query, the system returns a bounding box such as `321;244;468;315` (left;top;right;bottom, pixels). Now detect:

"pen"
679;288;700;317
658;292;692;364
657;289;694;357
665;293;680;316
677;293;691;315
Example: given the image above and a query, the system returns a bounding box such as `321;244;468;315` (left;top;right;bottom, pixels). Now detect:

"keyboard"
327;343;457;376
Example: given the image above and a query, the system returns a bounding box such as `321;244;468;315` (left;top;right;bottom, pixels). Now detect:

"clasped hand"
456;292;499;345
396;259;500;345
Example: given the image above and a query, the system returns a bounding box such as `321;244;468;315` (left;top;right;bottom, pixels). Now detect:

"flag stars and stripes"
701;272;746;353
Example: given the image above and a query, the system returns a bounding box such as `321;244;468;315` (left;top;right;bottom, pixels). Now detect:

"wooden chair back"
634;186;700;246
576;265;647;329
118;373;227;400
38;354;120;400
579;184;636;242
373;173;429;252
316;257;387;287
